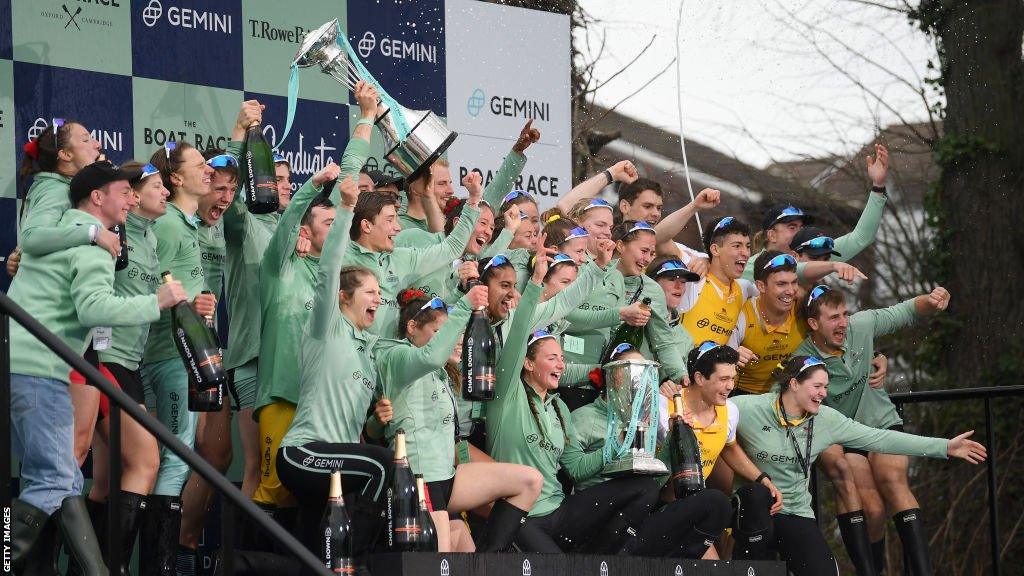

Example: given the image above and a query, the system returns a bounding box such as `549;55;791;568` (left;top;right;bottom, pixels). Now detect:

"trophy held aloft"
292;19;457;181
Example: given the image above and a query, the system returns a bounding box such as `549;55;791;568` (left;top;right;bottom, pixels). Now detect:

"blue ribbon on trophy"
279;19;456;180
601;359;667;477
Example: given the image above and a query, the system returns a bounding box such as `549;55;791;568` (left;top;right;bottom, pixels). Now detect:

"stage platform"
367;553;787;576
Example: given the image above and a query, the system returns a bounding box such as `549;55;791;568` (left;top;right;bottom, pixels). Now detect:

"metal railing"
0;291;331;576
888;385;1024;576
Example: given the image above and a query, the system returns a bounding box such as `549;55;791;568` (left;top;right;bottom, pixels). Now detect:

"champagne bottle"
112;223;128;271
389;430;420;550
602;297;652;363
322;470;355;574
415;475;438;552
462;307;496;401
162;272;225;412
669;393;705;499
242;123;279;214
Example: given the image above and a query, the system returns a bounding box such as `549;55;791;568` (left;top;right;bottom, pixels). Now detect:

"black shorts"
844;424;904;457
426;477;454;513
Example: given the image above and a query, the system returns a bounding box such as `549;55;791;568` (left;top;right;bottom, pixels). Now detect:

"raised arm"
308;174;356;339
555;160;638;213
482;120;535;209
653;188;720;256
834;144;889;261
223;100;263;236
261;175;324;273
400;186;482;284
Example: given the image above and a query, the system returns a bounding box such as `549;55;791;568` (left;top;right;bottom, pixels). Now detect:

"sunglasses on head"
807;284;830;306
798;236;835;252
206;154;238;169
797;356;826;374
413;296;451;320
562;226;589;243
655;259;690;277
550;253;577;267
609;342;635;360
619;220;655;240
164;141;177;159
273;152;287;164
52;118;65;135
482;254;511;272
695;340;723;360
501;189;532;205
139;163;160;180
771;206;805;225
713;216;736;233
582;198;613;212
763;253;797;270
528;329;557;348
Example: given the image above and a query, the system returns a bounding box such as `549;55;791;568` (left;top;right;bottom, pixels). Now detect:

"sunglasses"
482;254;511;272
562;226;589;243
501;190;533;205
797;356;826;374
528;329;557;348
797;236;835;252
713;216;736;233
695;340;723;360
806;284;830;306
655;259;691;277
609;342;635;360
206;154;238;169
582;198;613;212
619;220;655;239
551;253;577;267
139;163;160;180
164;141;177;159
413;296;451;320
52;118;65;135
763;253;797;270
273;151;288;164
771;206;805;225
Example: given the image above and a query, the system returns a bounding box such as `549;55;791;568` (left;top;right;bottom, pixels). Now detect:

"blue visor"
622;220;655;238
164;141;177;159
713;216;736;234
551;253;577;267
482;254;511;272
563;226;589;242
798;236;835;251
272;151;288;164
762;253;797;270
206;154;238;169
654;258;699;281
771;206;805;225
528;329;557;348
806;284;830;306
501;189;531;205
139;163;160;180
413;296;451;319
53;118;65;134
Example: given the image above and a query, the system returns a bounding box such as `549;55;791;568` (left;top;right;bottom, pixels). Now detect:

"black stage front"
368;553;787;576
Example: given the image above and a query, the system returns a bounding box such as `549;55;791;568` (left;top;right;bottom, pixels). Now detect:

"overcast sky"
575;0;939;168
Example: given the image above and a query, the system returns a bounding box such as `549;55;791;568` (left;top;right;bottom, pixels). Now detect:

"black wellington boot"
68;498;108;576
480;499;528;552
893;509;934;576
10;498;53;574
837;510;877;576
58;496;110;576
139;496;181;576
114;492;147;576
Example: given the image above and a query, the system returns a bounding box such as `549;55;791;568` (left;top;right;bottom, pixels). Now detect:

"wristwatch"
603;169;614;185
871;185;887;196
755;472;771;485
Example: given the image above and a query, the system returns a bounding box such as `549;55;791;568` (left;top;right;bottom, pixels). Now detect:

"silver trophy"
292;19;457;181
602;359;668;477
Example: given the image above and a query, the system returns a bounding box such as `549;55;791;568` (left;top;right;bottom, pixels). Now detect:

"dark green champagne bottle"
388;430;420;550
669;393;705;499
243;123;279;214
322;470;355;575
162;272;225;412
415;475;438;551
603;297;652;363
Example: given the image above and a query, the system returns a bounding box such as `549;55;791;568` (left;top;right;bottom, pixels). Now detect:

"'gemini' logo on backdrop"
142;0;232;34
26;117;124;153
356;30;437;63
489;94;550;121
467;89;485;117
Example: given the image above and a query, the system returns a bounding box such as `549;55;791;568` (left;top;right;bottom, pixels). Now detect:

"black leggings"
732;483;839;576
516;476;660;553
277;443;394;558
629;489;732;558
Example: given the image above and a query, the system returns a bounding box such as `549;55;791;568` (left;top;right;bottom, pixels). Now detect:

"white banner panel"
444;0;571;211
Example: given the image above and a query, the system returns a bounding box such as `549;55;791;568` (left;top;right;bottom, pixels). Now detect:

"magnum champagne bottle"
322;470;355;575
242;123;279;214
462;307;495;401
602;297;652;363
162;272;225;412
669;393;705;499
112;223;128;271
415;475;438;552
389;430;420;550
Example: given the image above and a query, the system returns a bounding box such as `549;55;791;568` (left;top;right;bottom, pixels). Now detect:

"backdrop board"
1;0;571;290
